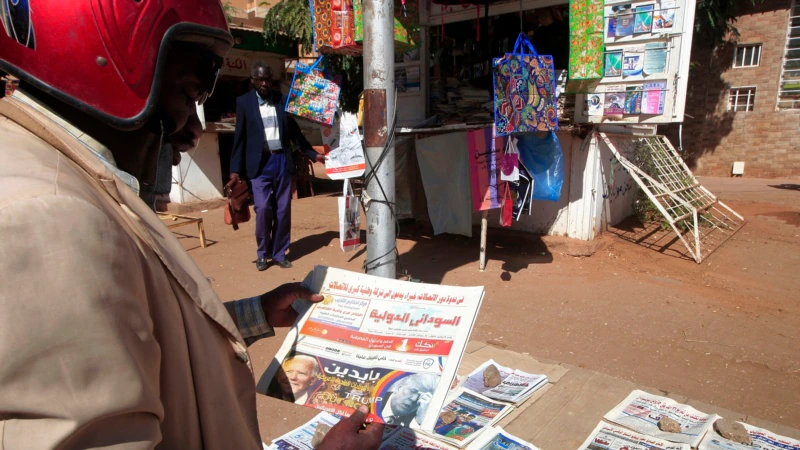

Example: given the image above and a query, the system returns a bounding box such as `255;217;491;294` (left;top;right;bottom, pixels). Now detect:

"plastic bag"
338;179;361;252
500;136;520;182
516;131;564;202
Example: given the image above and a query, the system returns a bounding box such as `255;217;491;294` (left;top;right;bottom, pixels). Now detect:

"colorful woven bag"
285;56;342;126
492;33;558;136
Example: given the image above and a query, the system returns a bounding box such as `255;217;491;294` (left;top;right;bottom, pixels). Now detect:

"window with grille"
728;87;756;112
778;0;800;109
733;44;762;68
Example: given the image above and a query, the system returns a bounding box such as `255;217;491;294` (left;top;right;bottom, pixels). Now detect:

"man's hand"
415;392;434;425
317;405;384;450
225;173;241;190
260;283;323;328
315;154;327;163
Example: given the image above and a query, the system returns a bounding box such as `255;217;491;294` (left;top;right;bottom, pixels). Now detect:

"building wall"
673;0;800;179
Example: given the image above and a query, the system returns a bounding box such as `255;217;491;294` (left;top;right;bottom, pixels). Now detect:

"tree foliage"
694;0;765;44
262;0;363;113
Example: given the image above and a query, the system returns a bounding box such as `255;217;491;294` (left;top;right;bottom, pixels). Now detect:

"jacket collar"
0;95;246;346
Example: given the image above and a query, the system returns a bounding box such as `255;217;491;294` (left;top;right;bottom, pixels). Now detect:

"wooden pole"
479;210;488;271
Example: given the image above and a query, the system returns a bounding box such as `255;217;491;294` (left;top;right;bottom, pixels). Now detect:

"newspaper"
321;112;365;180
698;421;800;450
381;427;460;450
462;359;548;405
257;266;485;431
468;426;539;450
431;388;513;448
578;422;691;450
268;412;340;450
603;390;719;447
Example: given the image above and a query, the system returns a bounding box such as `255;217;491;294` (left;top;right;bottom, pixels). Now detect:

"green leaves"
694;0;764;44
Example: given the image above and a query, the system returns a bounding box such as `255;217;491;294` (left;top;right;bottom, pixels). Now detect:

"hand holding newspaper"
257;266;485;431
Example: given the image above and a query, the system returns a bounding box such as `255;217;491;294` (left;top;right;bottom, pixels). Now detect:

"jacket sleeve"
230;96;247;176
287;114;320;162
0;196;164;449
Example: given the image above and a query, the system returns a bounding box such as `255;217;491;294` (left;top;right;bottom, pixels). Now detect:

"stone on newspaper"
311;423;332;448
439;410;457;425
483;364;502;387
714;419;752;445
658;416;681;433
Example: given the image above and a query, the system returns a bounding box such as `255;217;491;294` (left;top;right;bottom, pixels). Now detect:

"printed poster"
623;46;645;77
604;85;625;118
643;80;667;114
605;50;623;77
644;42;668;74
587;93;605;115
653;1;676;33
625;86;643;114
634;5;654;34
614;5;635;37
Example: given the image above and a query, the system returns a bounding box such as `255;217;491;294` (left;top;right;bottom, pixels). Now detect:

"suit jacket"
230;89;319;179
0;96;262;449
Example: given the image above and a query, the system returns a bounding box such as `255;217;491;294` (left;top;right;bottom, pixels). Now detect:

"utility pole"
362;0;396;278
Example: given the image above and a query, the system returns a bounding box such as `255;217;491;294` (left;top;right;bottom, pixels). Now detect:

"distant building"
672;0;799;178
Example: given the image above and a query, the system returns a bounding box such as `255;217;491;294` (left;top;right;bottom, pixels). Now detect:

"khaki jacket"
0;96;262;449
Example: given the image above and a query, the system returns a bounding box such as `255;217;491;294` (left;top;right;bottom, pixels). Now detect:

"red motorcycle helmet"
0;0;233;130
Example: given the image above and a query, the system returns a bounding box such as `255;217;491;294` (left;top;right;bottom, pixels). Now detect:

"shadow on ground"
769;184;800;192
396;224;554;284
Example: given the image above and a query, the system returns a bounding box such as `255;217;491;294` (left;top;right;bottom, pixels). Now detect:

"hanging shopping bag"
285;55;342;126
517;131;565;202
499;182;513;227
492;33;558;136
312;0;360;55
500;136;520;182
338;179;361;252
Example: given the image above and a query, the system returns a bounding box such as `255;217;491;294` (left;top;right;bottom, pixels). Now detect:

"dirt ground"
174;176;800;439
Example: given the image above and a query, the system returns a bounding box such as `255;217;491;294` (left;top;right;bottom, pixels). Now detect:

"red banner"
300;320;454;356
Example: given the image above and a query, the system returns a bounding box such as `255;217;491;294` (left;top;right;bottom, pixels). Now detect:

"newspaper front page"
579;422;691;450
430;388;513;448
268;412;341;450
469;426;539;450
698;422;800;450
462;359;548;404
257;266;485;431
603;390;719;447
380;427;460;450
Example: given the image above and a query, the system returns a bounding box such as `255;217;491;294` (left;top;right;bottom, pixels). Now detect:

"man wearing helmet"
0;1;381;449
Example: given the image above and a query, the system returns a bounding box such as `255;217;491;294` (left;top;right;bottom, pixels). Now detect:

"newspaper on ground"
603;390;719;447
468;426;539;450
430;388;514;448
257;266;485;431
698;421;800;450
268;411;340;450
578;421;691;450
461;359;548;405
380;427;460;450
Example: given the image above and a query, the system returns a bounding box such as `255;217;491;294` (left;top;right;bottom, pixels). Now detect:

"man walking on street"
229;62;325;271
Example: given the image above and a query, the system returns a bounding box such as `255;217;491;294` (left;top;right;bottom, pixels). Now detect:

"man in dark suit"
228;62;325;271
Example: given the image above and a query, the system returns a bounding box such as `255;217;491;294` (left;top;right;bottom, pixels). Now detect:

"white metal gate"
599;132;745;263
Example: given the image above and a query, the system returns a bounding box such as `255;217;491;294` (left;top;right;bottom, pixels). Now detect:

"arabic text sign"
467;128;503;212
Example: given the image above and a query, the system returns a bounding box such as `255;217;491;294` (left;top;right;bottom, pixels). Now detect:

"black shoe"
275;260;293;269
256;259;269;271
